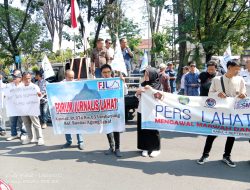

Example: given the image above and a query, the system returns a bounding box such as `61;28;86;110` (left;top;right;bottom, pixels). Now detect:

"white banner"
42;55;55;79
141;89;250;138
5;86;40;117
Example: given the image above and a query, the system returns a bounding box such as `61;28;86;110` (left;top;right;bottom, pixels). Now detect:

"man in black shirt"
199;60;221;96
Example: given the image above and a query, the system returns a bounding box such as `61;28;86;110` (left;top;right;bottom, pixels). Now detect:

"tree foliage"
0;1;46;67
179;0;250;61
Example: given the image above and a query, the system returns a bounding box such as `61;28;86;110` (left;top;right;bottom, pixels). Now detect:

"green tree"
182;0;249;62
0;0;35;68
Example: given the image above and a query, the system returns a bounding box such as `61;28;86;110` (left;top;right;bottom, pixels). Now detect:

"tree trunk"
205;52;213;62
93;15;105;47
176;0;187;84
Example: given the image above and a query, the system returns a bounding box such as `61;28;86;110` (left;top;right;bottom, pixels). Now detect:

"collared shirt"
106;47;114;59
209;75;246;97
184;72;200;96
91;47;110;68
121;47;133;71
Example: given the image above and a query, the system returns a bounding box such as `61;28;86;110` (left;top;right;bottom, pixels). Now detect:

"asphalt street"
0;119;249;190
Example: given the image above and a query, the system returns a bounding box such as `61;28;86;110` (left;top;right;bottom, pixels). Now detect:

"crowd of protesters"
0;37;249;169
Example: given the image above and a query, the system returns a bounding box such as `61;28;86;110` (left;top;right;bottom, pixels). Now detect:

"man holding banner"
197;61;247;168
61;70;84;150
4;70;26;141
21;72;45;146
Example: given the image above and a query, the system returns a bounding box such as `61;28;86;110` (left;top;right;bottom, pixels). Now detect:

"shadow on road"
1;145;249;183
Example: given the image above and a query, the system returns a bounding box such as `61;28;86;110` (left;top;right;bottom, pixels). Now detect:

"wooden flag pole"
78;57;83;80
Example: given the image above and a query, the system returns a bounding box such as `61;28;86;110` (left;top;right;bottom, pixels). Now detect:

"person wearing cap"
158;63;171;92
197;61;247;168
178;66;189;95
4;69;26;141
184;61;200;96
165;62;176;93
35;71;49;129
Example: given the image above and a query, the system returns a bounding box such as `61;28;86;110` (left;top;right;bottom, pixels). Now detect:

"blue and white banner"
46;78;125;134
141;89;250;138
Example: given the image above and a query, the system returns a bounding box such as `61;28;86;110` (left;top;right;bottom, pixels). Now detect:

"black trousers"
202;135;235;157
106;132;120;149
137;113;160;151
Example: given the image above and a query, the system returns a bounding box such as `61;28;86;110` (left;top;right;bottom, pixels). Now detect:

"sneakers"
197;156;209;165
61;143;72;149
31;138;38;143
78;143;84;150
142;150;149;157
149;150;161;158
115;149;122;157
37;138;45;146
22;138;31;145
222;156;236;168
0;131;6;136
105;148;114;155
6;135;19;141
41;123;47;129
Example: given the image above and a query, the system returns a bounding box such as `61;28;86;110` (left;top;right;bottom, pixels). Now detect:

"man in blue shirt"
120;38;134;76
165;63;176;93
184;62;200;96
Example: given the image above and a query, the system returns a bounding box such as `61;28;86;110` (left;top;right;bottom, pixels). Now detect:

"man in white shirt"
240;60;250;95
197;61;247;168
21;72;45;146
4;70;26;141
105;39;114;60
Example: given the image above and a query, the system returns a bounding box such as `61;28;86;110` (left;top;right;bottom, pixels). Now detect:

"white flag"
140;51;149;72
220;44;232;72
111;37;128;76
42;55;55;79
52;29;60;53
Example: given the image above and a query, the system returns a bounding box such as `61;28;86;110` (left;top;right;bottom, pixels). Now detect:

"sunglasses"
190;65;196;67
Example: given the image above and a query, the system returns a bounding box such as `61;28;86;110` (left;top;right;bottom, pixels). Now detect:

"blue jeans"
95;68;102;78
40;102;49;124
65;134;83;145
9;116;26;136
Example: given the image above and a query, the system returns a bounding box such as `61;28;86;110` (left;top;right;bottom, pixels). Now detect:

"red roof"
138;39;152;49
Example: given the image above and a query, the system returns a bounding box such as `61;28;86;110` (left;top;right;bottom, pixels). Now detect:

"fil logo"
98;80;120;90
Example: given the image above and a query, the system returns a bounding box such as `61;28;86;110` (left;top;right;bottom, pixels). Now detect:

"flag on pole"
220;44;232;72
223;44;232;63
52;29;60;53
41;55;55;79
140;51;149;72
82;13;90;51
111;37;128;76
71;0;80;28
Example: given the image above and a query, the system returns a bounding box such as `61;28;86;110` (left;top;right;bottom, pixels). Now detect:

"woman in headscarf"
135;67;162;157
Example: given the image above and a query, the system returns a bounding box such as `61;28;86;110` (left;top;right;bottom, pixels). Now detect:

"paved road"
0;120;249;190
